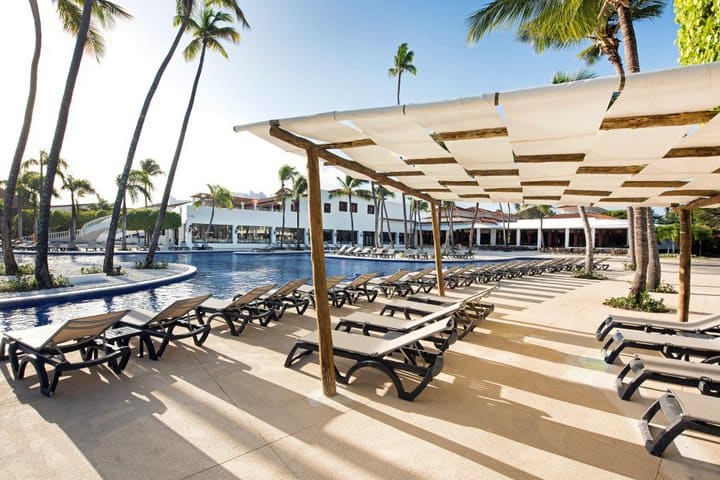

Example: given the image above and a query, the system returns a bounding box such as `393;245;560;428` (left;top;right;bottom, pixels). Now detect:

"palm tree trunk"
539;215;544;250
630;207;649;298
627;206;636;268
121;196;127;250
348;192;354;246
35;0;93;287
146;44;206;265
280;194;286;248
3;0;41;275
646;209;661;290
17;200;24;241
370;182;379;247
417;205;423;249
396;72;402;105
402;193;408;249
205;203;215;245
468;202;479;253
615;3;640;74
499;203;507;248
383;199;393;246
104;7;191;273
578;206;593;273
69;192;77;249
296;199;301;249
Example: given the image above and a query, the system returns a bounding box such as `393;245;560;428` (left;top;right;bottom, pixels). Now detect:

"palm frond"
466;0;558;45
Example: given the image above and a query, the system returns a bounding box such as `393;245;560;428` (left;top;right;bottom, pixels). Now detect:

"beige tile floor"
1;258;719;479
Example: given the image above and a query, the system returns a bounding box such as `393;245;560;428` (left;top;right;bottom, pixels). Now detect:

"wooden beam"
682;194;720;209
664;146;720;158
430;201;445;296
520;180;570;186
485;187;522;192
269;124;434;203
576;165;646;175
621;180;689;188
439;180;478;187
678;208;692;323
660;189;720;197
421;188;451;193
524;195;561;201
305;147;336;396
381;171;425;177
405;157;457;165
318;138;376;150
600;110;717;130
458;194;490;199
431;127;508;142
468;169;519;177
563;189;612;196
598;197;649;203
514;153;585;163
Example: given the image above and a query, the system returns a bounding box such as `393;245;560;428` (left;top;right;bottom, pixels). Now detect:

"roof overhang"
235;63;720;208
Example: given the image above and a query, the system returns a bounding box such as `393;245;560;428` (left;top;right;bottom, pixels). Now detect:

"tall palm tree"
518;203;554;249
35;0;131;287
289;174;308;249
387;42;417;105
145;8;242;265
105;0;248;273
328;176;371;246
192;184;233;245
117;170;149;249
411;199;429;249
4;0;128;275
139;158;163;207
62;175;96;249
277;164;297;248
376;185;396;246
646;207;661;289
468;203;480;253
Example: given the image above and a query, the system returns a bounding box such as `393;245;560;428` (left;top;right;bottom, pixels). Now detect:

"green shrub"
80;266;103;275
651;282;678;294
0;274;70;292
0;263;34;275
573;270;606;280
134;261;168;270
622;262;636;271
603;291;668;313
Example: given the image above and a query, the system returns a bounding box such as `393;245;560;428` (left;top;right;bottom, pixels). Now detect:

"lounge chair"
616;354;720;400
0;311;132;397
404;267;437;293
602;330;720;364
640;389;720;456
369;269;413;298
285;318;453;401
197;286;276;336
120;294;213;359
259;278;311;318
408;289;496;318
331;272;381;304
336;303;461;350
595;312;720;341
296;275;349;308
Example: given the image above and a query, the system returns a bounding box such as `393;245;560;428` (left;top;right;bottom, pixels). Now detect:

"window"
275;228;305;244
336;230;357;244
290;200;299;212
235;225;271;243
323;203;331;213
190;223;233;243
323;229;333;242
339;201;348;212
367;205;375;215
351;202;358;213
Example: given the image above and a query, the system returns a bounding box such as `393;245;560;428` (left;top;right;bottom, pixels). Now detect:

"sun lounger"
0;311;132;396
408;289;496;318
120;295;212;359
336;303;461;350
197;286;276;336
368;269;413;298
285;318;453;401
258;278;311;318
331;272;381;304
616;354;720;400
296;275;349;308
602;330;720;364
640;389;720;456
404;267;437;293
595;312;720;341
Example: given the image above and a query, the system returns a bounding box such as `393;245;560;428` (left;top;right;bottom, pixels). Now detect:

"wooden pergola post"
305;147;336;396
431;201;445;296
678;208;692;323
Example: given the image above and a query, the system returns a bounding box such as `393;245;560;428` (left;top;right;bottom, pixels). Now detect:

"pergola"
235;62;720;396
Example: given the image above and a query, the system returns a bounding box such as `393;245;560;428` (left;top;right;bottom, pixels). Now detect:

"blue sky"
1;1;681;206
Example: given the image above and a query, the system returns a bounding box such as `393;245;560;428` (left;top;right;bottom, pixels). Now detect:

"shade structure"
235;63;720;208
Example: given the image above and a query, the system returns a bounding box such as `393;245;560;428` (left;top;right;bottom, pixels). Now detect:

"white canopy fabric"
235;63;720;207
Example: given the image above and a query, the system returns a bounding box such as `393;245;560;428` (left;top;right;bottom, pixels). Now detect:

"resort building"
174;191;630;250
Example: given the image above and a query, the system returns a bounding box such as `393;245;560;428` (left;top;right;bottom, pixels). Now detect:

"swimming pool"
0;252;492;330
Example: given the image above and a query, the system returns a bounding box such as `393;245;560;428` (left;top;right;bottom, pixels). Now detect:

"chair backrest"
150;294;213;325
374;317;454;356
48;310;130;347
270;278;309;298
230;285;276;307
325;275;348;290
409;267;433;280
346;272;380;287
382;269;412;284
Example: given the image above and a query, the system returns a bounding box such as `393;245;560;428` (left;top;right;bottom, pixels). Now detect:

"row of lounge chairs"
595;311;720;456
334;246;397;258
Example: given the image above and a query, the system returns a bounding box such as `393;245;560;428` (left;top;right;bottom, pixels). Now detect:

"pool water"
0;252;485;330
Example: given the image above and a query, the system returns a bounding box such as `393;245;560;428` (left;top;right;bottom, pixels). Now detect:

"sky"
1;1;682;208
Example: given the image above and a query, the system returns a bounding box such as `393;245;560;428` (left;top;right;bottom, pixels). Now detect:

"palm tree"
117;170;149;249
4;0;128;275
192;184;233;246
411;199;429;249
62;176;96;249
388;42;417;105
138;158;163;207
105;0;248;273
646;208;661;289
328;176;371;246
517;203;554;249
277;164;297;248
376;186;396;246
630;207;649;296
35;0;131;287
468;203;480;253
577;206;594;273
145;8;242;265
289;174;308;249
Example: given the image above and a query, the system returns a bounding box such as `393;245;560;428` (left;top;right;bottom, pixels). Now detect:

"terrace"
2;259;719;479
